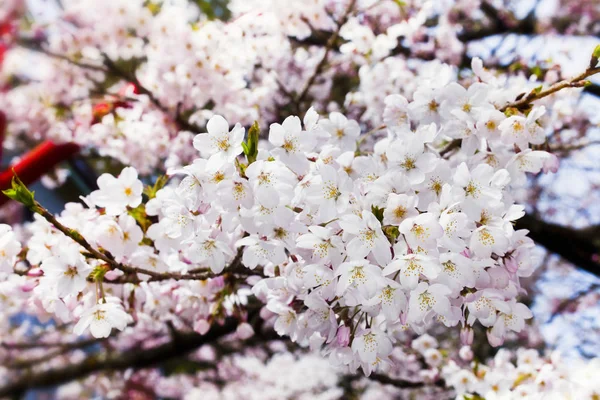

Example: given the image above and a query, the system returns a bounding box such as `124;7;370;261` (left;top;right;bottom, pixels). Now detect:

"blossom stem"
500;67;600;112
29;199;248;283
294;0;357;109
438;67;600;158
356;124;387;152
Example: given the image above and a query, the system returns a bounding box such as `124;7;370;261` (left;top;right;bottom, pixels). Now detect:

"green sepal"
2;173;36;209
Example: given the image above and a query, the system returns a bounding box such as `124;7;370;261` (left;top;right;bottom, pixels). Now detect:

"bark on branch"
0;316;246;397
515;213;600;277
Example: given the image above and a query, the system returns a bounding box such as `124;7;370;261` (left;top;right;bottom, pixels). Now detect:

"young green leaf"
2;173;36;209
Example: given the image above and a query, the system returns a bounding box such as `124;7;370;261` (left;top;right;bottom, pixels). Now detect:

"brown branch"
501;67;600;111
368;373;445;389
515;213;600;277
550;139;600;155
30;199;248;283
17;38;201;133
548;283;600;322
100;55;201;132
457;1;536;42
294;0;356;108
17;38;106;72
0;314;252;397
1;336;103;351
439;139;462;158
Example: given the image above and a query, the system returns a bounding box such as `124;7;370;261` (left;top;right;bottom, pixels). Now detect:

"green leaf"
235;158;247;178
532;85;543;94
531;66;543;79
393;0;406;8
593;44;600;59
463;394;486;400
590;44;600;68
371;205;384;224
128;204;151;233
146;2;162;15
241;142;249;155
2;173;36;209
143;175;169;200
244;121;260;165
382;225;399;244
503;107;519;117
90;265;109;282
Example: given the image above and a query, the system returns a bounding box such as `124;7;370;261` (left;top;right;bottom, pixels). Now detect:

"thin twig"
294;0;357;109
500;67;600;111
31;200;247;283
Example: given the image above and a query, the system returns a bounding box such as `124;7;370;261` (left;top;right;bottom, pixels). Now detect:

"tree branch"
100;55;202;132
515;213;600;277
17;38;202;133
294;0;356;108
27;197;248;283
0;315;249;397
501;67;600;111
368;373;444;389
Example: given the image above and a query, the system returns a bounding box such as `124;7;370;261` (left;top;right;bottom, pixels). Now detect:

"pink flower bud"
194;319;210;335
459;345;473;361
105;269;124;281
210;276;225;290
460;249;471;258
460;326;474;346
542;154;559;174
487;329;504;347
336;326;351;347
260;307;275;320
21;280;38;292
236;322;254;339
27;267;43;277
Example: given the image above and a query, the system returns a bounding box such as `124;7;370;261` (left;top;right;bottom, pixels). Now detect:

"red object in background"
0;132;80;206
0;111;6;161
0;42;7;67
0;20;16;68
0;14;82;206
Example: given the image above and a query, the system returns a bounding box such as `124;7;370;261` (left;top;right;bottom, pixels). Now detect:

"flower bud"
210;276;225;290
21;280;38;292
104;269;124;281
194;319;210;335
460;325;474;346
336;326;351;347
236;322;254;339
542;154;559;173
459;346;473;361
27;267;43;277
487;329;505;347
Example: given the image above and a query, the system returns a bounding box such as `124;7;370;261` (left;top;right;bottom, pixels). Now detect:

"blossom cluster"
1;1;599;394
443;348;600;399
49;339;600;400
1;0;590;176
0;57;563;376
